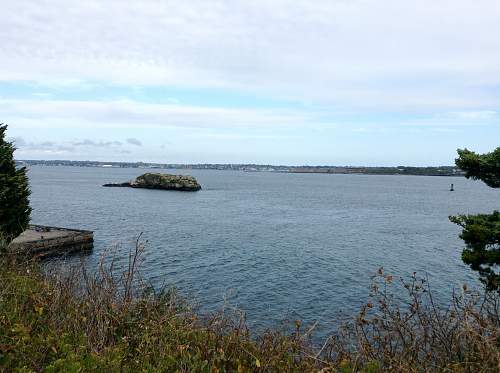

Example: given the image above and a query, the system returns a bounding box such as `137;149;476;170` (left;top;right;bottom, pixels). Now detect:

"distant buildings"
16;159;465;177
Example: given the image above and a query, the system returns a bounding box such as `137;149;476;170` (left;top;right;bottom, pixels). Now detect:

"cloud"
10;136;128;155
9;136;27;147
10;137;75;154
126;138;142;146
0;0;499;111
2;1;499;164
404;110;499;128
0;98;316;131
10;136;136;158
446;111;497;120
72;139;122;147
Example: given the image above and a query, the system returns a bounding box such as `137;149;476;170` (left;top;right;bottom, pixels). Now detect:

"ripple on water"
28;166;495;341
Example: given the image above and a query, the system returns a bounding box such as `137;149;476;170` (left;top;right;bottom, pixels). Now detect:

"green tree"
0;124;31;242
455;148;500;187
451;147;500;290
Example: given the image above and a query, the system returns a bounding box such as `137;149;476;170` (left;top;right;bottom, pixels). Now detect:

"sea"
27;165;498;341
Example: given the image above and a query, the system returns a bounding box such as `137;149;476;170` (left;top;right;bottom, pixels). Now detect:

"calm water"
27;166;498;338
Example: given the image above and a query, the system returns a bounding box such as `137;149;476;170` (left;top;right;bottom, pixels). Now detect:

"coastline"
16;160;465;177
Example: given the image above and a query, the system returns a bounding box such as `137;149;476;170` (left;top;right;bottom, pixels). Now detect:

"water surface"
28;166;498;338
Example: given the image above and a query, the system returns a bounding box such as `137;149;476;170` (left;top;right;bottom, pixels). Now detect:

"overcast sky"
2;0;499;165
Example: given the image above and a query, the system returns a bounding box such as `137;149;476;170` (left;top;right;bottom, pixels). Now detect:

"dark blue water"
27;166;498;338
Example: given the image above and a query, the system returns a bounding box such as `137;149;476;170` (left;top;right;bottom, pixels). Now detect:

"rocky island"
103;172;201;191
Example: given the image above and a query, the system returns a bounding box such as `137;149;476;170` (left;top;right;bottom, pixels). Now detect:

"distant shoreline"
17;159;465;177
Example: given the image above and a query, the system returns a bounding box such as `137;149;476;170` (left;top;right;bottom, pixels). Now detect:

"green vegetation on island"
103;172;202;191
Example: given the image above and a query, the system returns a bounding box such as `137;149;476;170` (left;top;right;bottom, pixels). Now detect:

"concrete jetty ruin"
9;225;94;258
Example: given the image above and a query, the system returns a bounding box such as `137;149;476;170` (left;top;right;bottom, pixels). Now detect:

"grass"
1;239;499;372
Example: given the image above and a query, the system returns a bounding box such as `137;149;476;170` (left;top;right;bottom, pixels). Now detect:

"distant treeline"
16;159;465;176
289;166;464;176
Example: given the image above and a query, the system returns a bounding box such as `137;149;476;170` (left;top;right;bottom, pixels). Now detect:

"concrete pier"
9;225;94;258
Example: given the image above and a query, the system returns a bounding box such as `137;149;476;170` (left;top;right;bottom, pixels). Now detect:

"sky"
1;0;500;166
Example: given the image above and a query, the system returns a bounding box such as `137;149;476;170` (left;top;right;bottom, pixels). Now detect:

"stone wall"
9;225;94;258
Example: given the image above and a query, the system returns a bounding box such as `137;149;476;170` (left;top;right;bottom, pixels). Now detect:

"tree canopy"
455;147;500;188
450;212;500;290
451;147;500;290
0;124;31;241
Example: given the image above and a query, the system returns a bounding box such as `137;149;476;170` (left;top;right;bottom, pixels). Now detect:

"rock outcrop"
103;172;201;191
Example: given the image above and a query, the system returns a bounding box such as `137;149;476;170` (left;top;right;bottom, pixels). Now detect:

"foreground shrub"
0;243;319;372
1;242;499;372
327;269;500;371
